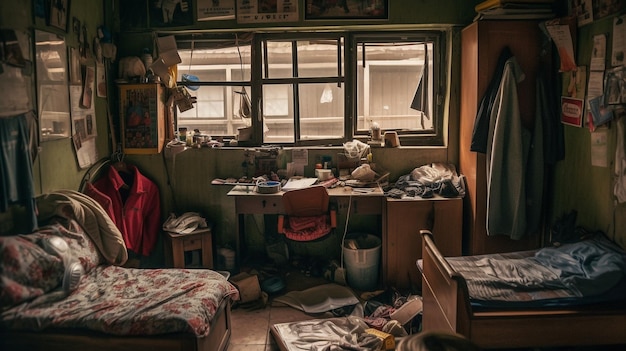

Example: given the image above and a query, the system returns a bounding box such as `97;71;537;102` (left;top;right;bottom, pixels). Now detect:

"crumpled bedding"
0;200;240;337
441;234;626;309
272;317;382;351
1;265;239;336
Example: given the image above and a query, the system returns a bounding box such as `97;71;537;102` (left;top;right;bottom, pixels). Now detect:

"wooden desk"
227;185;385;269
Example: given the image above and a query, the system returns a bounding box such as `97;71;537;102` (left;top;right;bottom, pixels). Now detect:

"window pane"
297;40;343;78
175;40;251;137
263;84;293;143
263;41;293;79
179;47;251;81
300;83;344;140
356;41;432;133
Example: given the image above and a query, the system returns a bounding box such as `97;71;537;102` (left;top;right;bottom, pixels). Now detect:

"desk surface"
227;185;385;197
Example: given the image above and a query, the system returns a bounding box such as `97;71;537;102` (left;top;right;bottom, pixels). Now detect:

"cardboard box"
365;328;395;350
230;272;261;303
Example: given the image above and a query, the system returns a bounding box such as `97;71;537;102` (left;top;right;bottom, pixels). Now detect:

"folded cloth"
36;190;128;266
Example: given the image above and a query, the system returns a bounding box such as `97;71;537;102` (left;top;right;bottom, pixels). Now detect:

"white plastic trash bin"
342;233;381;291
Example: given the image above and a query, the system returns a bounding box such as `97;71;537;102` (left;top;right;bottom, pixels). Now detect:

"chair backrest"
282;185;329;217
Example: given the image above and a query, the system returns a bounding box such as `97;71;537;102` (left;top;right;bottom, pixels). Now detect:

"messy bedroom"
1;0;626;350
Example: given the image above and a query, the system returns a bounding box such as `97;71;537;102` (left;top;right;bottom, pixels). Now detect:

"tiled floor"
229;266;332;351
230;302;323;351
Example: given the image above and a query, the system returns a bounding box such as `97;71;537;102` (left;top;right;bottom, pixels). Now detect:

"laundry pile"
384;163;465;199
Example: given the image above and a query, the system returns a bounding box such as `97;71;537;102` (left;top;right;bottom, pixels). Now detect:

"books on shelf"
474;0;555;21
475;0;555;13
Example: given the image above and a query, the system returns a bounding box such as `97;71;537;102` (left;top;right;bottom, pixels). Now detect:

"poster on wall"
150;0;194;27
561;96;584;127
198;0;236;20
236;0;299;24
305;0;388;20
611;15;625;67
70;85;98;169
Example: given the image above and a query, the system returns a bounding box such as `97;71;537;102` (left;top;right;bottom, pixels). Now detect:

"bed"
418;229;626;349
0;190;239;351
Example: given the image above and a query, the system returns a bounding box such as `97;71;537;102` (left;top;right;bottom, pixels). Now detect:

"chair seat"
283;214;332;241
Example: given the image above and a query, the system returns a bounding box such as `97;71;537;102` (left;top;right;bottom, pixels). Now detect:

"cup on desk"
315;168;333;181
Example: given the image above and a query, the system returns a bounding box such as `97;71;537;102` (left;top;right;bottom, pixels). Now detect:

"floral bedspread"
1;265;239;336
0;217;239;337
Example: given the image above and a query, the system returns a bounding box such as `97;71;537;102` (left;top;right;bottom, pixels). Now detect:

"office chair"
277;185;337;242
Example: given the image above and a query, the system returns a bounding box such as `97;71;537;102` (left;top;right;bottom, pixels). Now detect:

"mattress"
418;234;626;310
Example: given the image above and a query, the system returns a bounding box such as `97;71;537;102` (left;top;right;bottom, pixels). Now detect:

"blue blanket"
443;234;626;309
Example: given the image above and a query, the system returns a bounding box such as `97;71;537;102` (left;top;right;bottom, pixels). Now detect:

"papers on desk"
282;177;318;191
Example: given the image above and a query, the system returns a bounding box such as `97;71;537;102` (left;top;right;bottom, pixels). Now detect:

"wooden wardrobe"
459;20;548;255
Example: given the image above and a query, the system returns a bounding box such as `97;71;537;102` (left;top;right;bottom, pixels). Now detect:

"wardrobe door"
459;20;547;255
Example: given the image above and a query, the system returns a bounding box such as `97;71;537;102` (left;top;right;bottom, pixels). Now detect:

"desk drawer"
183;237;203;251
235;196;285;214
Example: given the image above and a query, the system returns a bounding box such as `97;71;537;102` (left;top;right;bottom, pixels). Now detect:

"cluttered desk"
226;178;386;270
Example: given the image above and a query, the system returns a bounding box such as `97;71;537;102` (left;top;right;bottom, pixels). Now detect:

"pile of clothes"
384;163;465;199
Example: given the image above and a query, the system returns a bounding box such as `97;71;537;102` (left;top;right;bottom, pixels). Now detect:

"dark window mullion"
291;40;300;143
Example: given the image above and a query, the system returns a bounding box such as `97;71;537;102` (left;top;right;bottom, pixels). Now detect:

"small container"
256;181;281;194
178;127;188;143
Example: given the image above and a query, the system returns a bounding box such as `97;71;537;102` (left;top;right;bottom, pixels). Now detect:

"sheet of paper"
282;177;318;191
546;23;577;72
591;34;607;71
197;0;235;21
591;127;608;167
588;71;605;97
612;15;626;67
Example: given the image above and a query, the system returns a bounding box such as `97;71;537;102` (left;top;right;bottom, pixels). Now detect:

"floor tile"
231;306;271;345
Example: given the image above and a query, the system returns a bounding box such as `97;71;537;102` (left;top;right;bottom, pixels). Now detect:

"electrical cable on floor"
340;193;353;274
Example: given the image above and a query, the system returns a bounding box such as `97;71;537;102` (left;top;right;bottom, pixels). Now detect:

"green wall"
550;15;626;249
4;1;623;264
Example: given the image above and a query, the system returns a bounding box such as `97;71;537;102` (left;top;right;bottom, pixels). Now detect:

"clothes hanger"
110;150;132;189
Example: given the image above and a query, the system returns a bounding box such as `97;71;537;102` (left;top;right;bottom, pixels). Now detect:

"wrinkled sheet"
271;317;381;351
1;266;239;337
441;235;626;309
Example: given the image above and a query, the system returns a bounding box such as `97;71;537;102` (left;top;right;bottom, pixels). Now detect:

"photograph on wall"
611;15;625;67
150;0;194;27
198;0;235;21
96;63;107;98
69;47;81;84
121;85;158;149
593;0;626;21
237;0;299;24
49;0;69;31
571;0;592;27
81;65;94;109
305;0;388;20
604;66;626;105
589;94;614;126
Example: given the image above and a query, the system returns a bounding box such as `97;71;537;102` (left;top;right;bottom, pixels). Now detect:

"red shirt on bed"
91;164;161;256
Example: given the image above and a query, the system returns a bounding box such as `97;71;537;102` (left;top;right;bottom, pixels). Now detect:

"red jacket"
91;164;161;256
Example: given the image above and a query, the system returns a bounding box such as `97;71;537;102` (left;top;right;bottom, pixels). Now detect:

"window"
173;29;445;146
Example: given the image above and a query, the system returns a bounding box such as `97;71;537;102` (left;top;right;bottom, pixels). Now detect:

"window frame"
173;29;447;147
349;31;445;146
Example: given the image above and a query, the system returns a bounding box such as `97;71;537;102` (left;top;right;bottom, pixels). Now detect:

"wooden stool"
164;228;213;268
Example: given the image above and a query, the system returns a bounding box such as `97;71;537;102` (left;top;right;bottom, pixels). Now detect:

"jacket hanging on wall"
86;163;161;256
0;112;38;232
471;46;512;153
484;55;544;240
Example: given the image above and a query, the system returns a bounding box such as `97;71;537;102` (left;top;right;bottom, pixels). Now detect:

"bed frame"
419;230;626;349
0;298;232;351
